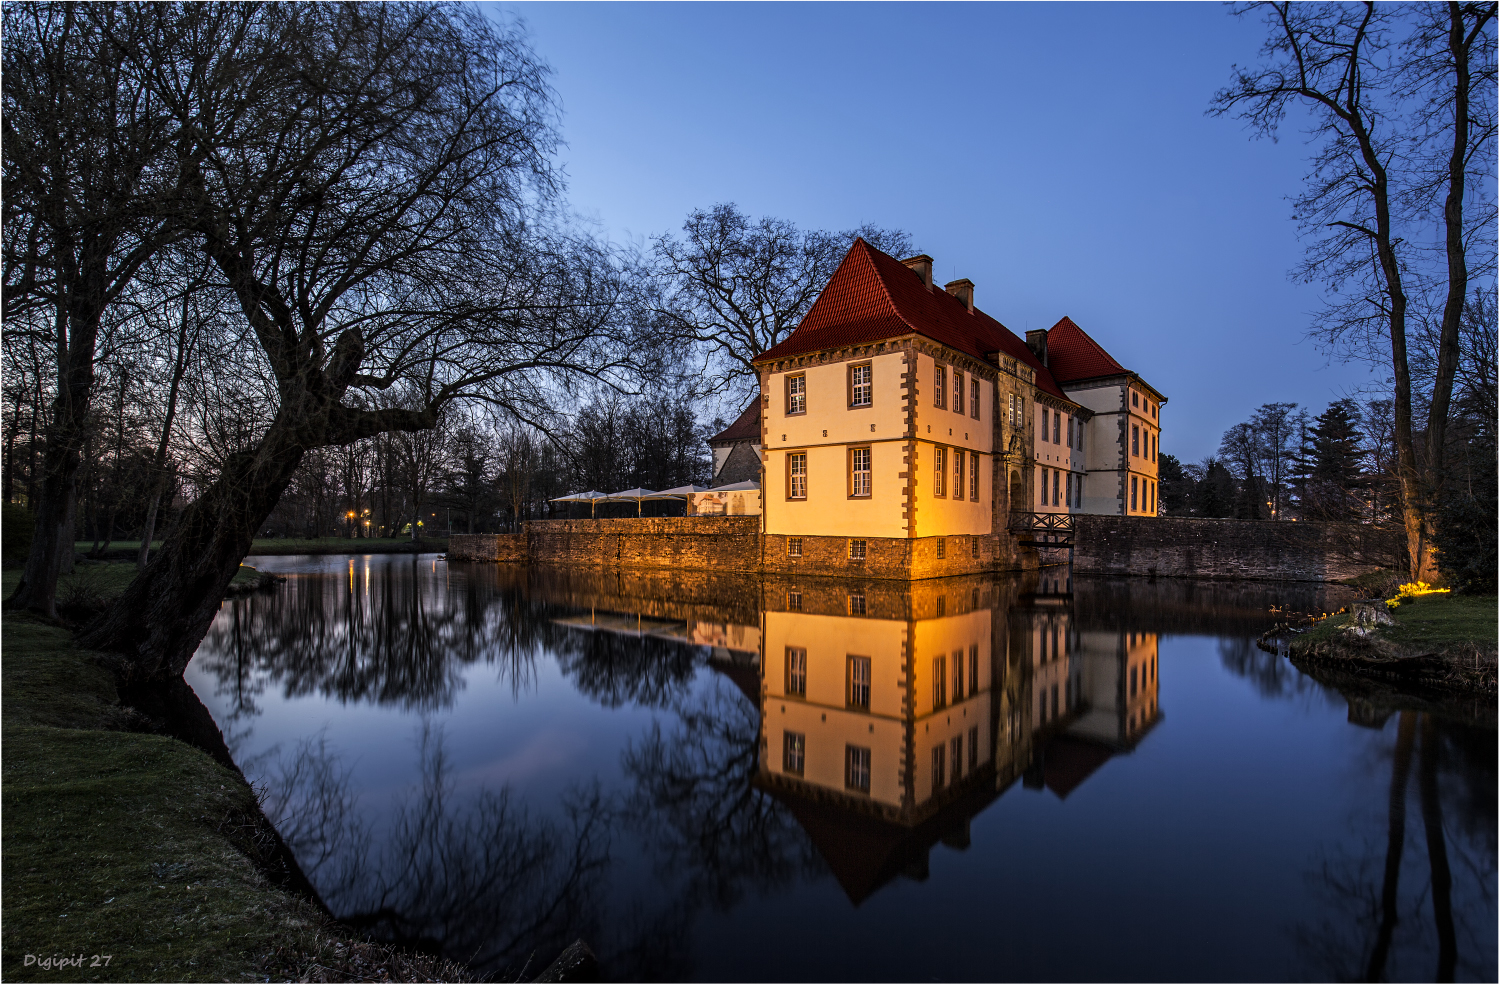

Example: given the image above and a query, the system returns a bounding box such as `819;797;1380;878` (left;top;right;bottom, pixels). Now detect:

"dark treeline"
1160;292;1496;589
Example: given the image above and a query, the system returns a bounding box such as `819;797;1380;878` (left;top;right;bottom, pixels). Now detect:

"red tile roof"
708;398;760;445
753;239;1070;400
1043;316;1128;383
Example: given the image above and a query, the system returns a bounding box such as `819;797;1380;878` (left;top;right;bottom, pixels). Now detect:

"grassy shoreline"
0;565;471;982
1287;592;1498;695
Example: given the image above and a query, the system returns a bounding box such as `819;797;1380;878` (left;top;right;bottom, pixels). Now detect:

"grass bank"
1288;592;1498;695
0;566;471;982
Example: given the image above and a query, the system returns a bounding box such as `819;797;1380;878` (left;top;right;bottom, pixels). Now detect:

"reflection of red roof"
753;239;1069;401
708;399;760;445
1042;736;1115;799
1044;316;1127;384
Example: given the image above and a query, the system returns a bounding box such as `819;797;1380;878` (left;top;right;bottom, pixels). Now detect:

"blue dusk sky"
496;1;1385;464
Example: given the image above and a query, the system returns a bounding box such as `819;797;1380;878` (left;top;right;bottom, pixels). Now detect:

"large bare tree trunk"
78;419;308;681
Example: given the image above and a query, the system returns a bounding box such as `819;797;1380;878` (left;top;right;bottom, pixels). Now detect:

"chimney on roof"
1025;328;1049;367
945;278;975;314
901;254;934;290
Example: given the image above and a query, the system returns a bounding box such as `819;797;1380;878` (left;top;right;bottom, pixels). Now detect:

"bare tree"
78;5;655;681
1212;3;1497;579
654;204;914;402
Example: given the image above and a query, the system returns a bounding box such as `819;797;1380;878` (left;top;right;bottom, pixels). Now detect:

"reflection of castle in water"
754;574;1161;904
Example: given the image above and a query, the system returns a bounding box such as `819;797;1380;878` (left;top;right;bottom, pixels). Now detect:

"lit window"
934;365;946;407
932;744;946;790
933;656;947;709
788;537;802;557
936;537;946;559
848;591;866;614
845;745;871;793
787;375;806;415
849;364;872;408
934;446;947;497
848;655;871;709
783;732;805;775
786;647;806;696
850;447;871;497
970;453;979;500
953;372;964;413
849;540;866;562
787;452;807;499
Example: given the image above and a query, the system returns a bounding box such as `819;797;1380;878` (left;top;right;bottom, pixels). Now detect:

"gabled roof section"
1044;316;1128;384
754;239;1068;400
708;398;760;445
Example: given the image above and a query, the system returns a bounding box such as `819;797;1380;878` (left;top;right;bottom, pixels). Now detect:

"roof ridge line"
856;239;924;339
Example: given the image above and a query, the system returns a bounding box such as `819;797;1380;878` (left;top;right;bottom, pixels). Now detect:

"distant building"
748;239;1166;564
706;400;762;488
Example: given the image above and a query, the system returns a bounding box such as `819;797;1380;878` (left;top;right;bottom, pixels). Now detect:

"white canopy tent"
549;490;609;518
600;488;661;517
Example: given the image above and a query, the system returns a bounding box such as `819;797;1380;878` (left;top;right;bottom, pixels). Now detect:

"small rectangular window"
1040;407;1048;442
953;372;964;414
845;745;871;793
787;452;807;500
1039;467;1047;505
971;535;979;558
954;447;963;498
783;732;805;775
934;365;946;407
849;364;872;408
850;446;871;498
952;648;964;702
1052;469;1059;506
786;375;806;415
1131;475;1138;511
933;656;947;709
788;590;802;611
1053;412;1060;444
932;744;946;790
788;537;802;557
969;644;979;697
786;647;807;696
1132;390;1139;408
848;655;871;709
970;453;979;500
848;591;866;614
971;378;981;419
951;735;963;779
968;726;978;769
934;446;946;497
849;539;866;561
936;537;946;559
1132;425;1139;457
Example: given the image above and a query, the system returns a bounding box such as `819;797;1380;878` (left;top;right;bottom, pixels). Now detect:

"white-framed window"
953;371;964;413
845;745;871;793
971;378;981;419
850;446;871;497
849;363;872;408
933;655;947;709
783;732;805;775
954;448;964;498
848;591;866;614
786;374;806;415
849;539;866;561
970;452;979;500
788;537;802;557
787;452;807;499
786;646;806;696
847;655;871;709
934;446;947;497
934;365;946;407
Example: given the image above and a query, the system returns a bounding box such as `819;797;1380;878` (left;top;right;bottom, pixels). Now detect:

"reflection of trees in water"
260;725;611;980
552;631;702;709
196;558;563;715
607;674;823;980
1296;714;1496;982
1216;636;1338;702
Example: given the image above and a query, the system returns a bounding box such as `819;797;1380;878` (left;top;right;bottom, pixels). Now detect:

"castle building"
750;239;1165;572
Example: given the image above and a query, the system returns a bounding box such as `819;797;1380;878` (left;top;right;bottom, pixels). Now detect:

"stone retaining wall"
1073;515;1402;583
446;533;526;562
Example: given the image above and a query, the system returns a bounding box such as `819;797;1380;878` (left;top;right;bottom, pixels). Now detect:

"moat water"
186;554;1496;982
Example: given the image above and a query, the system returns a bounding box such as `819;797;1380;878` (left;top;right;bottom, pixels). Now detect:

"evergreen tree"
1158;453;1189;514
1311;399;1364;486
